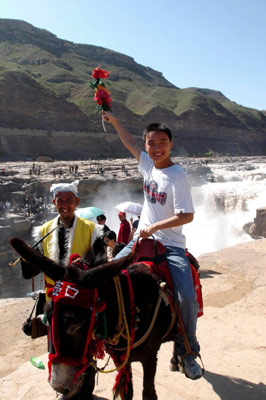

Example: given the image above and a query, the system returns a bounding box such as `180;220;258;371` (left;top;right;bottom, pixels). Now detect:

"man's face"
53;192;80;225
145;130;173;168
118;213;126;222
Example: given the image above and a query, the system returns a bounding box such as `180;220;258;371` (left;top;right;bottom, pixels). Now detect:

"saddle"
132;238;203;317
132;238;174;291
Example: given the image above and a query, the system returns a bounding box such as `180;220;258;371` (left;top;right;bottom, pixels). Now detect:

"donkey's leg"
78;365;96;399
170;340;180;371
142;352;158;400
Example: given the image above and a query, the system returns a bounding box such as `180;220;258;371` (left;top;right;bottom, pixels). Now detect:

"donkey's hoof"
169;357;180;372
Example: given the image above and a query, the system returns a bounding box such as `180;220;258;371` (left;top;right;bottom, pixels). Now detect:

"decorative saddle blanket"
132;238;203;317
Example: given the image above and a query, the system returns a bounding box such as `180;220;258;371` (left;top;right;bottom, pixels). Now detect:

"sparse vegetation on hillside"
0;18;266;157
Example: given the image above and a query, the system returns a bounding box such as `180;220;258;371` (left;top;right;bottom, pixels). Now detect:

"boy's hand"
139;225;157;238
102;111;117;124
102;111;141;161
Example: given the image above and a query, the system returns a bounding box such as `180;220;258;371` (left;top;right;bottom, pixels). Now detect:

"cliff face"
0;18;266;159
0;71;92;131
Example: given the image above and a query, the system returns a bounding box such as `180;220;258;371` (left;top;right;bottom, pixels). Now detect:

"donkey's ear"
9;237;66;281
74;253;134;289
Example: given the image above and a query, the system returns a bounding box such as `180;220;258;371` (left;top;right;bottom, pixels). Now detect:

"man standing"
102;111;203;380
26;180;101;300
117;211;131;245
21;180;100;400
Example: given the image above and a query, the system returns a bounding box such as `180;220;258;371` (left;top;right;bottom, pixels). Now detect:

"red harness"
48;280;98;382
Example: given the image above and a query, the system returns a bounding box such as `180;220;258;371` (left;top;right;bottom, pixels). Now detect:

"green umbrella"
76;206;105;219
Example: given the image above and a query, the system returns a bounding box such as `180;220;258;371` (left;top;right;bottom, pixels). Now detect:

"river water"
185;159;266;256
1;157;266;298
92;157;266;257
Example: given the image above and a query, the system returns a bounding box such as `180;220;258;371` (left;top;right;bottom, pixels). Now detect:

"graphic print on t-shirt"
144;180;167;205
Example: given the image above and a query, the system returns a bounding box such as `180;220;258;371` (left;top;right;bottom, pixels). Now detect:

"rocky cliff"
244;207;266;239
0;19;266;160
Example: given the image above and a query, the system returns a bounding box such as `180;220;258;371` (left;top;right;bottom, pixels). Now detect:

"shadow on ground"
204;370;266;400
200;269;222;279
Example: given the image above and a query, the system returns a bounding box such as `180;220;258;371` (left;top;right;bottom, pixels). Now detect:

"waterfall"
185;160;266;256
87;159;266;258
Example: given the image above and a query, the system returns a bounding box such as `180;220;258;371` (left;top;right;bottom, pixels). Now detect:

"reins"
111;292;163;352
95;276;131;374
109;283;177;352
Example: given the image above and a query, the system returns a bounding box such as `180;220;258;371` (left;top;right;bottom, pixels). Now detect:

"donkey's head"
45;280;98;397
10;237;133;397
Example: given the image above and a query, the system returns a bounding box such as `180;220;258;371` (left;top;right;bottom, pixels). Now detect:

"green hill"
0;18;266;159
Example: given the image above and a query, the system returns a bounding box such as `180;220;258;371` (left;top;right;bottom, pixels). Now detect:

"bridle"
48;280;99;382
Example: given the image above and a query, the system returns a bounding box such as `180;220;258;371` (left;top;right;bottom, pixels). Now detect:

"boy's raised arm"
102;111;141;161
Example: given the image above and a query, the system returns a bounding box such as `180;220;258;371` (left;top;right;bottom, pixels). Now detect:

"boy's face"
145;130;173;168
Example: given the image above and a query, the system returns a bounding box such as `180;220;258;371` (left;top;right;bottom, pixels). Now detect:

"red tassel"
95;340;105;360
113;367;130;399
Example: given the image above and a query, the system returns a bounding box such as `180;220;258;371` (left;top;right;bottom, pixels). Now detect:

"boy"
102;111;202;380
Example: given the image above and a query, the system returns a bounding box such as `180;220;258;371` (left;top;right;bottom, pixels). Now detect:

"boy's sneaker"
183;358;203;380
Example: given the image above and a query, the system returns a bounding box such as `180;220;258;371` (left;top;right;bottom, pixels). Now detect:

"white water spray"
185;160;266;256
82;159;266;257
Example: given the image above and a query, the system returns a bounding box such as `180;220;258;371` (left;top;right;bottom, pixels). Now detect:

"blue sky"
1;0;266;110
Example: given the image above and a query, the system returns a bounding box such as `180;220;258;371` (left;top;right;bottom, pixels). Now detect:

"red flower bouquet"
92;67;110;80
90;66;112;112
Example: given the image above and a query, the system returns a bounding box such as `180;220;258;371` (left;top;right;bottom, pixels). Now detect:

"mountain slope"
0;18;266;158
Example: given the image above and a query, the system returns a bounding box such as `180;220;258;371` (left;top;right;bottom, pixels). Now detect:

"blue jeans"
114;239;200;357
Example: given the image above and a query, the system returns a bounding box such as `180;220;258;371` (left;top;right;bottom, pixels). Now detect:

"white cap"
50;180;79;199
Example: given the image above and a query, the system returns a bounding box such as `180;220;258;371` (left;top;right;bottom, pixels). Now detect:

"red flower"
92;66;110;80
94;89;112;111
90;65;112;113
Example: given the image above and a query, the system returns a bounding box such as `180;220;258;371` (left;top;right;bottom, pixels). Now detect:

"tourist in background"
96;214;110;234
128;216;140;242
103;230;126;261
117;211;131;245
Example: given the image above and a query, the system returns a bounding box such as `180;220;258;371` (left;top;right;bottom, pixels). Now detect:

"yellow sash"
40;217;95;300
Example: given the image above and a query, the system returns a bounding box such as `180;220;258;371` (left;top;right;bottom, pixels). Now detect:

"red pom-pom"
69;253;81;264
47;288;53;298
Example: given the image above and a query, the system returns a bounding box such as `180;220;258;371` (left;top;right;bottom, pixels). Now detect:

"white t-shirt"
136;152;195;248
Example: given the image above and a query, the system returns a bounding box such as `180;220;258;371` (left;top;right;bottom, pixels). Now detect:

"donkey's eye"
63;312;78;325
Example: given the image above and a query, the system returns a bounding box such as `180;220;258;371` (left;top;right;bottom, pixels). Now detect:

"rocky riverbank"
0;157;144;204
1;155;266;298
3;155;263;206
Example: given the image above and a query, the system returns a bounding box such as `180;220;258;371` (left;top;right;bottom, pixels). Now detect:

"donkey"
10;237;183;400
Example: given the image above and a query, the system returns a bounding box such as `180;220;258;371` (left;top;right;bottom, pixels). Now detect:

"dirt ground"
1;238;266;399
